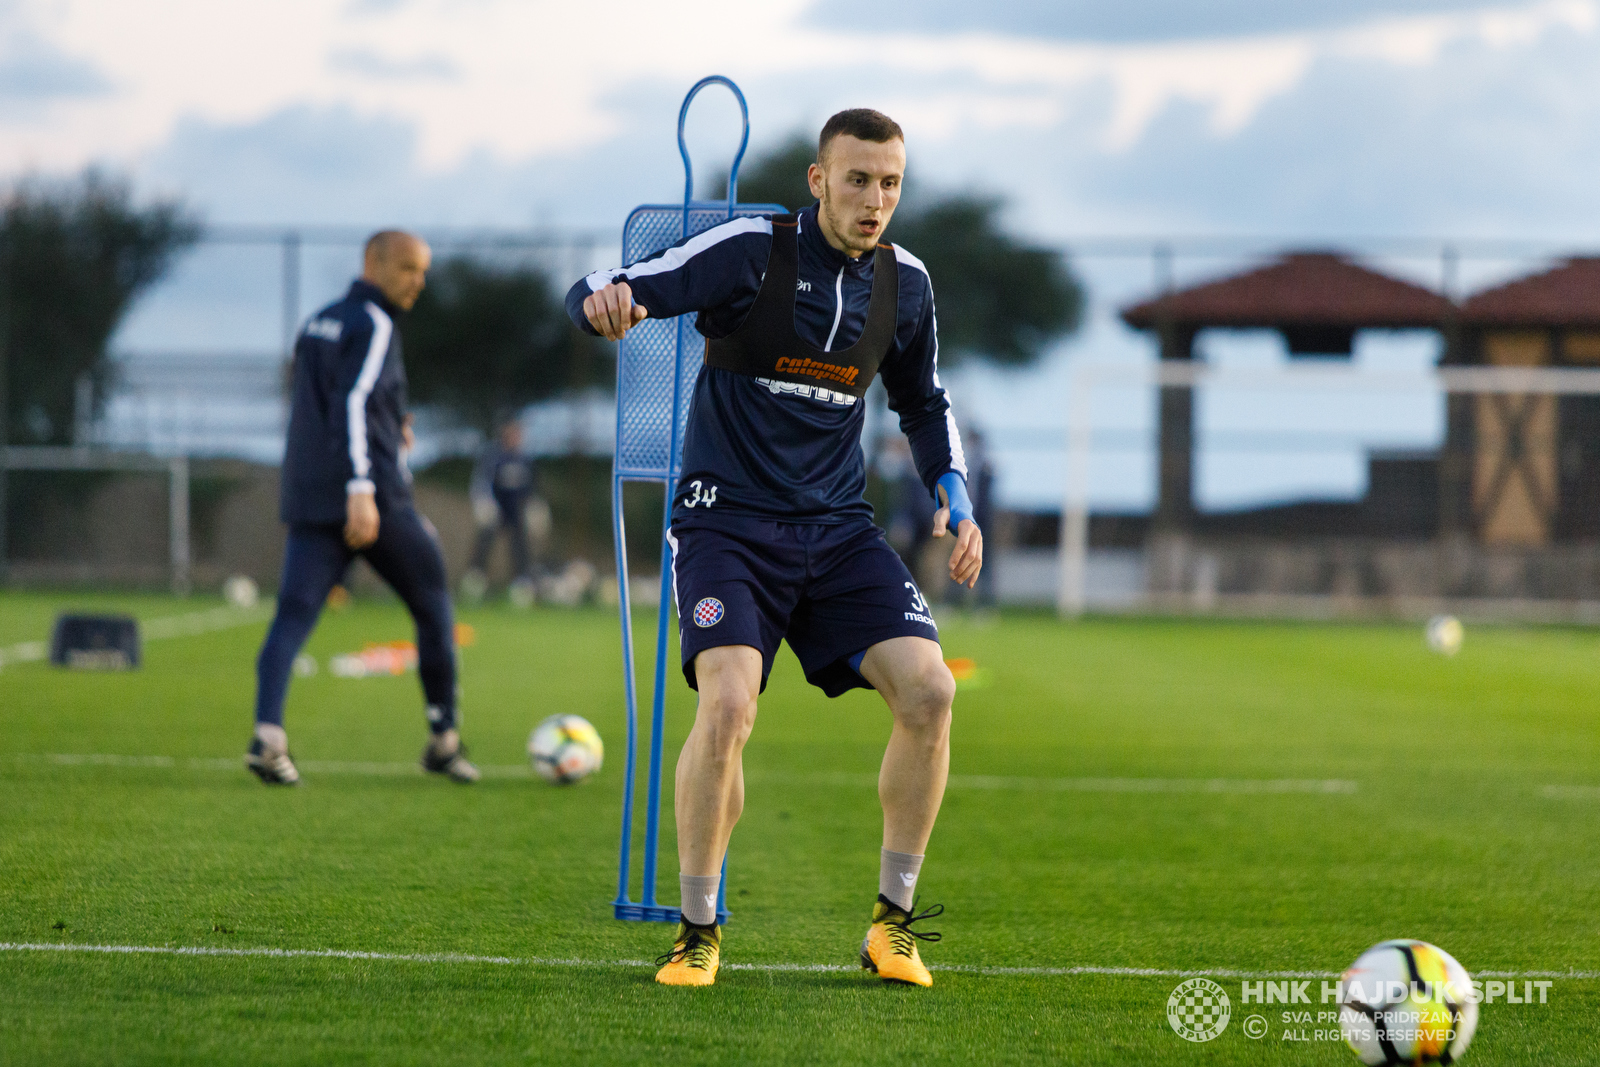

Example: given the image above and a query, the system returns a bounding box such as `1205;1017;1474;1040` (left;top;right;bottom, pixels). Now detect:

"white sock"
254;723;287;752
880;848;925;910
679;873;720;926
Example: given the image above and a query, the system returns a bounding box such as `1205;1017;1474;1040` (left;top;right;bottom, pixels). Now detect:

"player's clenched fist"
583;282;649;341
345;490;380;549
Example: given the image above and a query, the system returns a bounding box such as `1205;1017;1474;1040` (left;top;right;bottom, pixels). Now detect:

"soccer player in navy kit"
463;418;539;603
246;230;479;786
569;110;981;987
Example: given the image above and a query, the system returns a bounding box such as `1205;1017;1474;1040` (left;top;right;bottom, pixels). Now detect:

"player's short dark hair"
818;109;904;163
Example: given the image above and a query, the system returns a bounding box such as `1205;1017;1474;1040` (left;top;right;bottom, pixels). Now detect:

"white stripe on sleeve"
346;302;393;493
933;358;968;478
896;244;968;479
585;216;774;292
665;528;681;613
892;243;930;280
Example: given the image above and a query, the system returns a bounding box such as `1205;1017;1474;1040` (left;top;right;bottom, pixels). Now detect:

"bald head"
362;230;431;310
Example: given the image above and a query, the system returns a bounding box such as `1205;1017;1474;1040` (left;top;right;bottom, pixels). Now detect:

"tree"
889;197;1083;367
403;257;611;435
713;134;1085;367
0;170;201;445
717;134;816;212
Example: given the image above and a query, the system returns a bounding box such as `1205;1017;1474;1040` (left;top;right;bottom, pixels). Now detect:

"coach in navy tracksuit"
246;230;478;786
569;110;981;987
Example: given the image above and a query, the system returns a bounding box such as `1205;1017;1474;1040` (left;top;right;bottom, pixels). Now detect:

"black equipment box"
50;614;142;671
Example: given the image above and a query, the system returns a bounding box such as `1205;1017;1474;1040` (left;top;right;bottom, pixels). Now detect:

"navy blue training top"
471;442;537;511
280;279;413;525
566;205;966;525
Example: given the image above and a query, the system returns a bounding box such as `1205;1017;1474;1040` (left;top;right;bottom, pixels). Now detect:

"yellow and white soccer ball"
1425;614;1464;656
528;714;604;784
1338;939;1477;1065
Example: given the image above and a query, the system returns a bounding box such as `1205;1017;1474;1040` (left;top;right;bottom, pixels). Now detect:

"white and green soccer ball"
528;714;604;784
1338;939;1477;1065
1425;615;1464;656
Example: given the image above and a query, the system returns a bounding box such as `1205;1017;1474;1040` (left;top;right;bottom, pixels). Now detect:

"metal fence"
7;225;1599;607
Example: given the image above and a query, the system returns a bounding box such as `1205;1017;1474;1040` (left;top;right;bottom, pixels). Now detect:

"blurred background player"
952;428;995;609
461;417;540;606
246;230;479;786
570;109;981;987
880;434;936;580
884;429;992;607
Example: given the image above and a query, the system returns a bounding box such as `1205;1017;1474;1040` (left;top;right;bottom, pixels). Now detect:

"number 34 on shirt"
682;481;718;509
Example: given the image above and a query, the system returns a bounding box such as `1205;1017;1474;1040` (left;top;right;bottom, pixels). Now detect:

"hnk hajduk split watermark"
1166;977;1552;1044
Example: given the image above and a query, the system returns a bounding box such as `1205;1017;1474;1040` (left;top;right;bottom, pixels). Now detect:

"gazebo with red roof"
1453;257;1600;545
1459;256;1600;331
1119;252;1453;530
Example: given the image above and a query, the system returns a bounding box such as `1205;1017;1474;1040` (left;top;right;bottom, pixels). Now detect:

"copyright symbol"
1242;1015;1268;1039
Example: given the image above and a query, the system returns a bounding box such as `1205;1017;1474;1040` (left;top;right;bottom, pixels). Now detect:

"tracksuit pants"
254;507;456;733
468;499;531;580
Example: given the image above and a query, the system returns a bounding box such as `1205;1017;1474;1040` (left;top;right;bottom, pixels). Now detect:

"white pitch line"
0;602;274;669
752;770;1360;794
946;775;1358;794
2;943;1594;980
1540;784;1600;800
0;942;534;966
3;754;1358;793
2;753;536;778
30;753;178;768
140;602;275;640
0;639;47;667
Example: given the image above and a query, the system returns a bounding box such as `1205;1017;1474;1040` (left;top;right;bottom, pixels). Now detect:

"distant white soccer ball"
528;714;604;784
1425;615;1464;656
1339;939;1477;1065
223;575;259;609
507;576;536;610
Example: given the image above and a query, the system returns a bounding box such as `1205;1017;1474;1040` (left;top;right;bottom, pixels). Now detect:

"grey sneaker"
421;738;480;783
245;736;300;785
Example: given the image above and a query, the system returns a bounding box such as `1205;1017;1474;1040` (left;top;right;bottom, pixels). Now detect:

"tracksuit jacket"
280;279;413;525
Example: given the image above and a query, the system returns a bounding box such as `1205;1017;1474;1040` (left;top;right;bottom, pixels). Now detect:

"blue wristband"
936;472;975;530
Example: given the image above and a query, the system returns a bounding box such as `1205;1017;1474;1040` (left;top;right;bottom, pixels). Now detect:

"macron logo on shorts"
693;597;724;628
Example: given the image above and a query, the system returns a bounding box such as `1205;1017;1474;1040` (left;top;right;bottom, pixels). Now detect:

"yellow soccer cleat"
654;921;721;987
860;895;943;987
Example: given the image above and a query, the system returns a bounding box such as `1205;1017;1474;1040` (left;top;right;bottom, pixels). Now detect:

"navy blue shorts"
668;514;940;697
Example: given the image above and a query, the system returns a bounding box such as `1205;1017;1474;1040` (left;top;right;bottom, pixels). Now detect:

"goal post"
0;446;191;596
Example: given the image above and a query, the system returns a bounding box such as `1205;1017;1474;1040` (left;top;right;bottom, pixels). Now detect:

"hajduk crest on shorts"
693;598;724;628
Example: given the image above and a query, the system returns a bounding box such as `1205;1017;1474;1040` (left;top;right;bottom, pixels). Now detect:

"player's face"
368;236;432;311
808;135;905;258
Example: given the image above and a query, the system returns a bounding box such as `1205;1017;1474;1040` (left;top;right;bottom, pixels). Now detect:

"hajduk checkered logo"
692;598;724;628
1167;978;1231;1042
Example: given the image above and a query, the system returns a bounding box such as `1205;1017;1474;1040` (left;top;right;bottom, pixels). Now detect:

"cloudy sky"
5;0;1599;507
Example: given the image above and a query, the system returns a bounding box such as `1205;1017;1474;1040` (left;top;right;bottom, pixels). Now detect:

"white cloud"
327;47;460;82
4;0;1595;178
1332;0;1597;64
827;0;1600;151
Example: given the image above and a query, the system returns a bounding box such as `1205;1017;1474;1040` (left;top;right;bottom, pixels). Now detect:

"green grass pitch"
2;589;1598;1065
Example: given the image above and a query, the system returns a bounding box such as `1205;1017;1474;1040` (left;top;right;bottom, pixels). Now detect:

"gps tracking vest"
704;213;899;399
